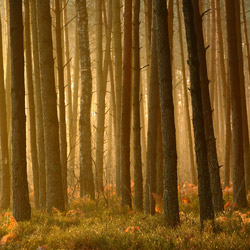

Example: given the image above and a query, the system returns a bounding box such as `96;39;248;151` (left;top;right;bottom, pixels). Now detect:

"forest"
0;0;249;249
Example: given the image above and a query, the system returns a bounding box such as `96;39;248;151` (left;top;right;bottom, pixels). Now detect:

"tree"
76;0;95;199
9;0;31;221
121;0;132;208
225;0;247;208
154;0;179;227
55;0;68;205
37;0;65;212
133;0;143;211
0;15;10;210
192;0;224;212
182;0;214;227
112;0;122;197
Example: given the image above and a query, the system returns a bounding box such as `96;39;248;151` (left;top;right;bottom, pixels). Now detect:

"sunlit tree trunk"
24;0;40;209
225;0;247;208
177;0;197;185
112;0;122;197
76;0;95;199
133;0;143;211
10;0;31;221
182;0;214;228
37;0;65;212
121;0;132;208
154;0;179;227
0;16;10;210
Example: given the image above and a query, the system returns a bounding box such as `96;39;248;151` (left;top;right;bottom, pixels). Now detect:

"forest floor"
0;185;250;249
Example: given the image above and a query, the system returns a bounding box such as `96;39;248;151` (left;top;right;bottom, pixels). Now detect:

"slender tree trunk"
133;0;143;211
76;0;95;199
176;0;197;185
55;0;68;205
112;0;122;197
225;0;247;208
145;16;159;215
0;16;10;210
37;0;65;212
192;0;223;212
235;0;250;191
121;0;132;208
154;0;179;227
10;0;31;221
24;0;40;209
182;0;214;228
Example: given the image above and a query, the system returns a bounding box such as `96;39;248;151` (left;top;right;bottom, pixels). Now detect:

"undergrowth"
0;185;250;249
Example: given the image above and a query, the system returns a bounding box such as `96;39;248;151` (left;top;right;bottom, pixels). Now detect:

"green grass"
0;192;250;250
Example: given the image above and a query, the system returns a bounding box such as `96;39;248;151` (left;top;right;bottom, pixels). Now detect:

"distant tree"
37;0;65;212
76;0;95;199
0;15;10;210
225;0;247;208
121;0;132;208
9;0;31;221
182;0;214;228
154;0;179;227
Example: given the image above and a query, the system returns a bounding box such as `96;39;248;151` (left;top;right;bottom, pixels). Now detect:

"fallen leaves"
125;226;140;234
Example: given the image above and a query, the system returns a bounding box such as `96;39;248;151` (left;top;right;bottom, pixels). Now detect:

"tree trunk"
225;0;247;208
55;0;68;205
10;0;31;221
112;0;122;197
76;0;95;199
121;0;132;208
182;0;214;227
133;0;143;211
0;16;10;210
192;0;224;212
37;0;65;212
145;16;159;215
154;0;179;227
24;0;40;209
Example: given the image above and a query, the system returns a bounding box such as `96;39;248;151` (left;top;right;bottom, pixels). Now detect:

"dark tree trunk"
121;0;132;208
182;0;214;227
10;0;31;221
225;0;247;208
154;0;179;227
192;0;224;212
133;0;143;211
145;16;159;215
37;0;65;212
76;0;95;199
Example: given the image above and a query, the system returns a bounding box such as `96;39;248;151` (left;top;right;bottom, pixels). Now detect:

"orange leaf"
182;198;191;204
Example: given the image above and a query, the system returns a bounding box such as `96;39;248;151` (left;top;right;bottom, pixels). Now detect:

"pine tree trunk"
133;0;143;211
182;0;214;227
192;0;223;212
10;0;31;221
0;16;10;210
145;16;159;215
76;0;95;199
121;0;132;208
154;0;179;227
24;0;40;209
112;0;122;197
37;0;65;212
225;0;247;208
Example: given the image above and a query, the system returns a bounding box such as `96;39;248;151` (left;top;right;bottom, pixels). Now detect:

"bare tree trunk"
10;0;31;221
76;0;95;199
24;0;40;209
37;0;65;212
